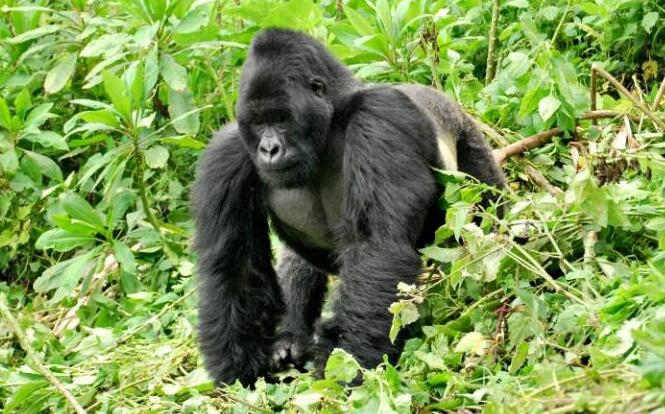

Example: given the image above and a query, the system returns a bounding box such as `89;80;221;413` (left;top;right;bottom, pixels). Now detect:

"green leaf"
168;87;200;135
34;247;99;294
44;53;78;94
35;229;95;252
642;12;659;33
7;25;60;43
160;53;188;92
0;97;11;129
143;145;169;169
509;342;529;374
14;89;31;119
80;110;120;128
343;6;375;36
325;349;360;382
25;103;54;128
22;150;63;182
112;240;137;275
162;135;205;149
102;70;132;123
538;95;560;122
454;332;489;356
419;246;463;263
61;192;106;232
23;131;68;151
389;301;420;343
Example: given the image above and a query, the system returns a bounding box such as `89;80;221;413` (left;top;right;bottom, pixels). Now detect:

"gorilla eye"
310;79;325;97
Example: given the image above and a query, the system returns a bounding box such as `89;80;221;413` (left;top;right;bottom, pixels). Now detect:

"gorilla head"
235;29;356;188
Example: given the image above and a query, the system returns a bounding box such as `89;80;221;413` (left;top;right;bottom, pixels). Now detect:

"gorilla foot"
270;332;311;371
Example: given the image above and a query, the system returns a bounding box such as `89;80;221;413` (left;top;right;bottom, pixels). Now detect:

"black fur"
192;28;505;386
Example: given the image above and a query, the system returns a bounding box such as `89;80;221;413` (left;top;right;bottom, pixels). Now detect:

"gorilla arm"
317;87;439;367
192;124;284;386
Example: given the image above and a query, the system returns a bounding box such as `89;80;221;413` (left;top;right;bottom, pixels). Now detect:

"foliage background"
1;0;665;412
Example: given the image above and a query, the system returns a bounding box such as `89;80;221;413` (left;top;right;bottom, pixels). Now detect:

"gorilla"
192;28;505;386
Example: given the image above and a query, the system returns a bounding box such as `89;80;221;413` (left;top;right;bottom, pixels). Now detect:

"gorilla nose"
258;139;283;164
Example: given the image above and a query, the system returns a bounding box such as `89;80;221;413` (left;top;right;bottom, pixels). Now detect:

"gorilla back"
192;28;505;386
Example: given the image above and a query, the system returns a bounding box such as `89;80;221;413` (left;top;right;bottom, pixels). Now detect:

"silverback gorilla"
192;28;505;386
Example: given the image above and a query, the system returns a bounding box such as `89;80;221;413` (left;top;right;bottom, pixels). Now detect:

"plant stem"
0;293;87;414
132;134;161;235
485;0;500;85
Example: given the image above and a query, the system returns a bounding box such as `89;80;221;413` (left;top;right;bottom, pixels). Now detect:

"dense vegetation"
1;0;664;412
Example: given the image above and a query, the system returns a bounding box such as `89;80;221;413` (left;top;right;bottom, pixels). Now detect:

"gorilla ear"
309;78;326;97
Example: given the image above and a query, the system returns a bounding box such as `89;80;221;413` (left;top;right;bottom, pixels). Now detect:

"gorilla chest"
267;180;343;250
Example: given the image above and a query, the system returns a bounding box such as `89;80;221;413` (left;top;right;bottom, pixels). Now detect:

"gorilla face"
237;68;334;189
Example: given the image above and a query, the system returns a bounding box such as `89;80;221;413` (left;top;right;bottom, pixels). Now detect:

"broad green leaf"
504;52;530;79
23;150;63;182
389;301;419;343
160;53;188;92
454;332;489;356
0;148;18;174
144;45;159;97
0;98;10;129
112;240;137;275
80;110;120;128
642;12;659;33
168;87;200;135
35;229;95;252
325;349;360;382
162;135;205;149
25;103;55;128
44;53;77;94
61;192;106;232
102;70;132;123
143;145;169;169
509;342;529;374
419;246;463;263
14;89;31;118
343;6;375;36
538;95;560;122
23;131;68;151
7;25;60;43
33;247;99;294
80;33;132;57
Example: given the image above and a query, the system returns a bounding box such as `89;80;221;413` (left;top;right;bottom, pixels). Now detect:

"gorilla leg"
192;125;283;386
271;247;328;369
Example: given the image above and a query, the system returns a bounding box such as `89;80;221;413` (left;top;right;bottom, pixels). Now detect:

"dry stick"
485;0;500;84
654;77;665;110
525;165;562;196
590;68;597;125
591;64;665;130
0;294;87;414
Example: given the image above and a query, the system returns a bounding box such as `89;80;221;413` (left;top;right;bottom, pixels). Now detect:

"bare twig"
590;68;597;125
0;294;87;414
485;0;500;84
525;165;562;196
654;77;665;110
591;64;665;130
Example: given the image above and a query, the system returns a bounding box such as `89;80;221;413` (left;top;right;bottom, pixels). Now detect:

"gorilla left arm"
319;87;439;367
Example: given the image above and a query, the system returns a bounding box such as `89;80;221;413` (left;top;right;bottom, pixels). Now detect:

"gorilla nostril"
259;141;282;162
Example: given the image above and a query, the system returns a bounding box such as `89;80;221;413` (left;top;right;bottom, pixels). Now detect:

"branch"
493;110;641;163
590;68;597;125
494;128;562;164
591;64;665;130
485;0;500;85
0;294;87;414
